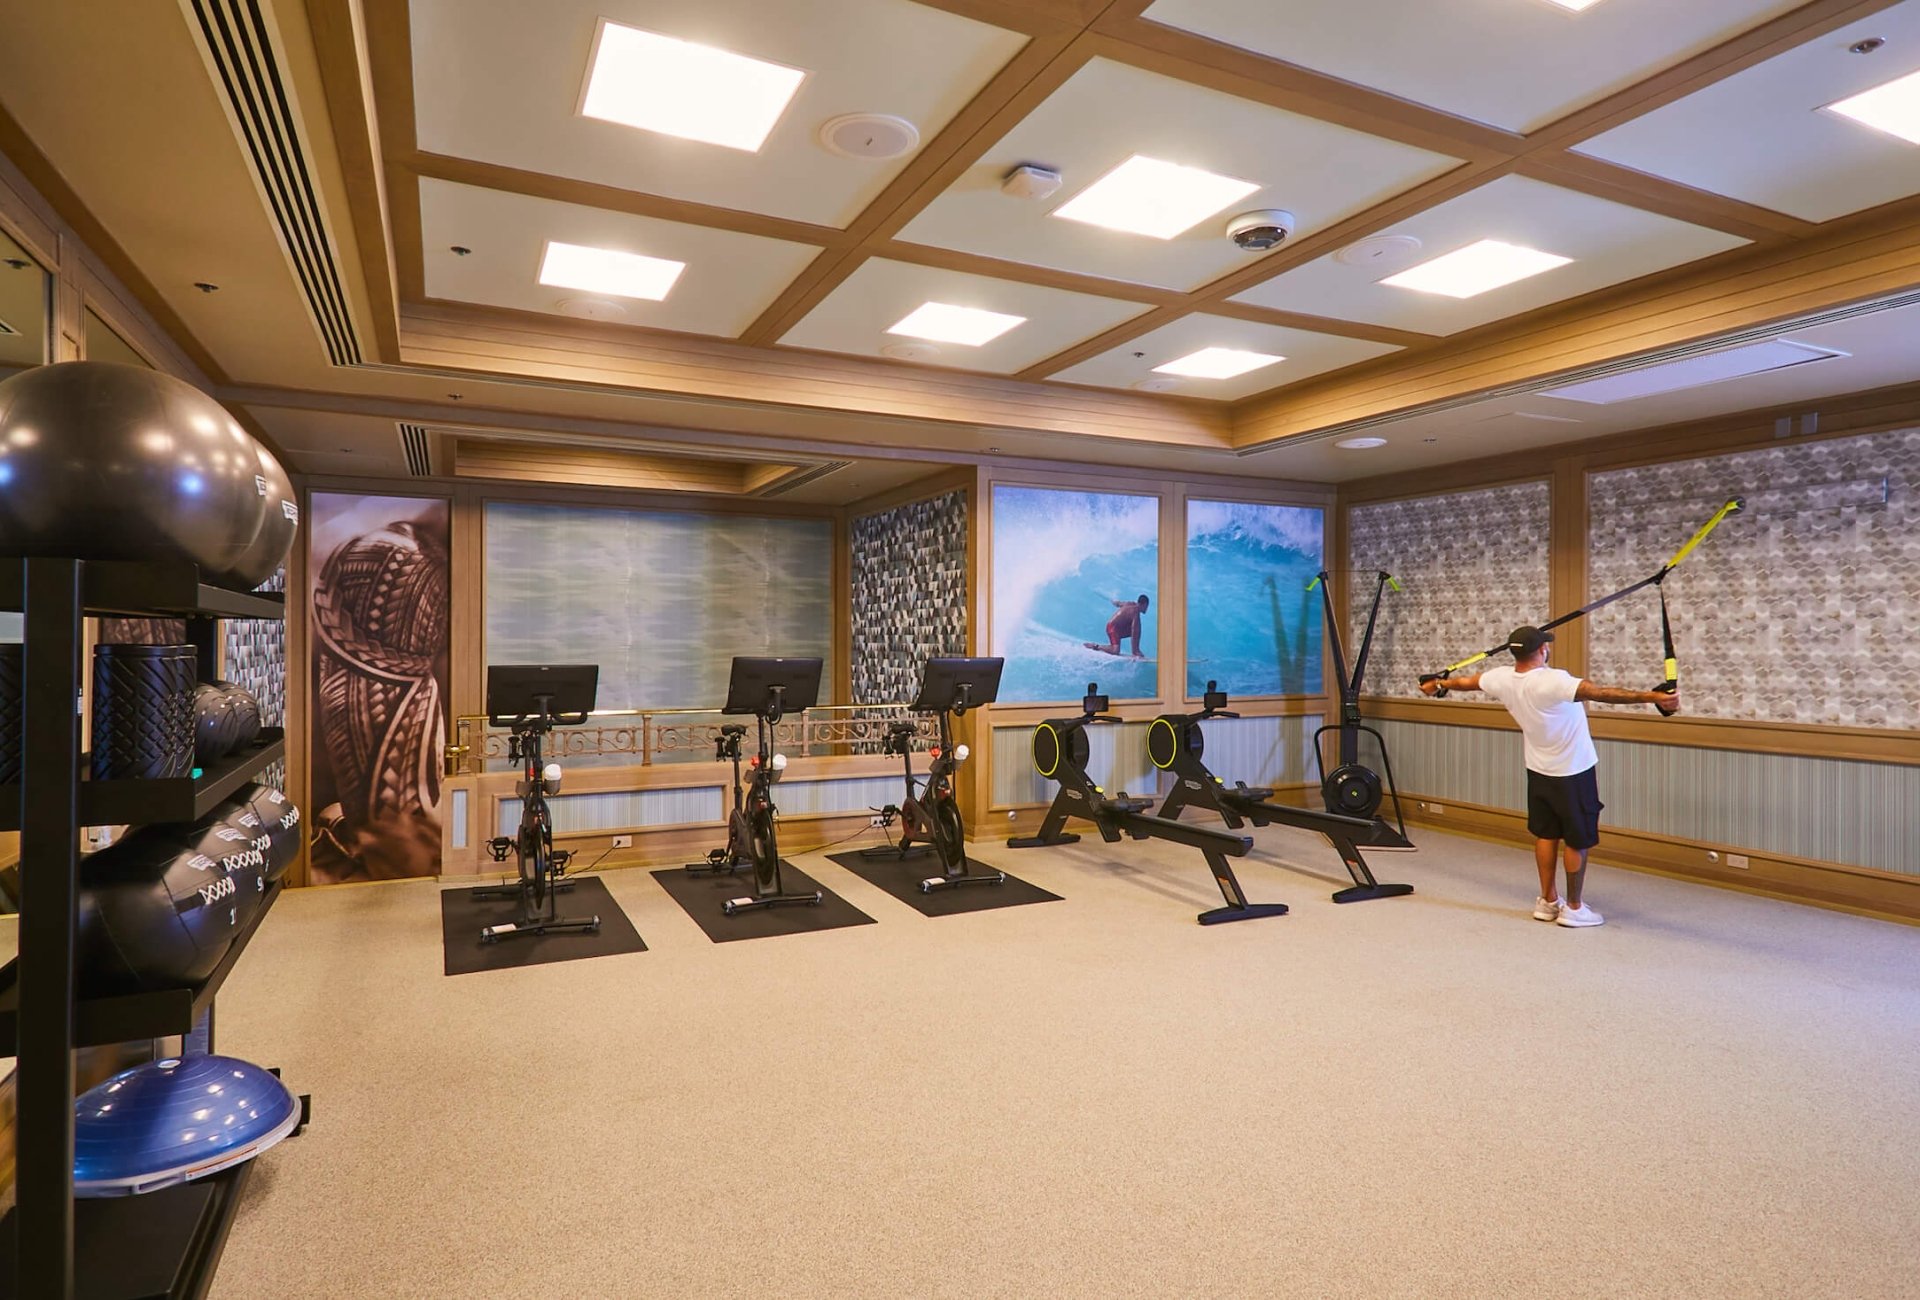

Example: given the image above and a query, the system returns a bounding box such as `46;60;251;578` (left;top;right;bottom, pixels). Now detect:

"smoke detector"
1001;165;1064;201
555;297;630;322
818;114;920;160
1335;234;1423;270
881;341;942;362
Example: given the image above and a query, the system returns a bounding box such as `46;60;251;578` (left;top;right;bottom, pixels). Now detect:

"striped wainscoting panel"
1372;719;1918;874
499;786;722;837
1191;714;1323;791
771;777;902;816
993;722;1157;806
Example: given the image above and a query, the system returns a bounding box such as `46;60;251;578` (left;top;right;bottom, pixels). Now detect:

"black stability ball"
238;782;301;882
225;442;298;591
78;800;273;994
0;362;268;583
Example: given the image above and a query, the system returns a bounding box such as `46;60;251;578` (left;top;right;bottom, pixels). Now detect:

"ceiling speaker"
1335;234;1424;270
818;114;920;160
555;297;630;322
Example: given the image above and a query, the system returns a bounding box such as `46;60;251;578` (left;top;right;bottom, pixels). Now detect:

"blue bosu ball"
74;1054;299;1197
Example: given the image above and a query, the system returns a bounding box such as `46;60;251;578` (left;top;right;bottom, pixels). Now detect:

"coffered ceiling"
4;0;1920;488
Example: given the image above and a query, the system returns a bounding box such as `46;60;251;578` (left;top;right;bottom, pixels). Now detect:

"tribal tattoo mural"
307;494;451;883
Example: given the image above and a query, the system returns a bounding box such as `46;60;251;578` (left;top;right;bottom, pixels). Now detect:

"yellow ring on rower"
1033;722;1062;779
1147;716;1179;771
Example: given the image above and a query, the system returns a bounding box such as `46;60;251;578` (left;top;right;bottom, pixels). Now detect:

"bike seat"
887;720;917;735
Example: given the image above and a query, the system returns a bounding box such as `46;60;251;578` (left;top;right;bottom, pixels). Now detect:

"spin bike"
863;656;1006;894
685;723;752;877
475;664;602;943
719;656;825;917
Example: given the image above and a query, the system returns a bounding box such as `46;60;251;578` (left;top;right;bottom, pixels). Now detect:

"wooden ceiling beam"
1081;27;1520;164
1513;155;1819;243
409;151;850;249
1011;160;1508;380
1229;193;1920;448
1521;0;1907;151
738;30;1097;346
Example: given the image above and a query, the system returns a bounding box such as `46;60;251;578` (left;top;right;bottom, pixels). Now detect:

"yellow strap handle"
1662;498;1744;572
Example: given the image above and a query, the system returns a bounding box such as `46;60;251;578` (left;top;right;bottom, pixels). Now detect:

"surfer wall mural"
990;485;1159;703
1184;500;1324;698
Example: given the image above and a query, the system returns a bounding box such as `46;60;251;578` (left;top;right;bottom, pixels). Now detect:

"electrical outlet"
1727;853;1750;869
611;835;632;849
1428;802;1443;815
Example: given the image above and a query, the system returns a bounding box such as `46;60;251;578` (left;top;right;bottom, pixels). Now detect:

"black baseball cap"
1507;625;1554;657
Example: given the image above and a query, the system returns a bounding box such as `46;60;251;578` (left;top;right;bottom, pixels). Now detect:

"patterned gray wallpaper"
849;488;969;705
224;567;288;789
1587;429;1918;729
1348;481;1553;698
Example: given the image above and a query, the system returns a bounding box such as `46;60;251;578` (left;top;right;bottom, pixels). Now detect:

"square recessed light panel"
1139;0;1803;132
410;0;1025;226
1380;240;1572;299
897;58;1456;292
580;23;805;152
1052;156;1261;239
419;178;822;336
888;302;1027;347
1577;7;1920;221
1231;175;1747;335
1050;313;1400;401
780;258;1149;373
539;241;685;301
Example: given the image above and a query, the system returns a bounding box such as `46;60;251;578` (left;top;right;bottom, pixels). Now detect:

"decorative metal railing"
445;703;932;776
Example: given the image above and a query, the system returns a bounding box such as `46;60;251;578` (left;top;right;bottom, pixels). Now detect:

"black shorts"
1526;766;1603;851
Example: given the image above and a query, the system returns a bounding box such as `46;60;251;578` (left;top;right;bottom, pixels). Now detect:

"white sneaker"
1532;897;1561;922
1557;903;1604;928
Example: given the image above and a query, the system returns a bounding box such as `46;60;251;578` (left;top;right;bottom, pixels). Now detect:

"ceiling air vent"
184;0;362;367
757;461;851;497
1538;340;1848;406
398;423;433;477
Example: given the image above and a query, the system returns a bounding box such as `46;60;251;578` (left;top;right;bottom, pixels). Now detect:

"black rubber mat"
650;861;876;943
440;876;646;976
825;850;1062;917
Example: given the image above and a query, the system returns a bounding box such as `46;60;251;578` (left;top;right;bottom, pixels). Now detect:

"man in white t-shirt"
1417;625;1680;928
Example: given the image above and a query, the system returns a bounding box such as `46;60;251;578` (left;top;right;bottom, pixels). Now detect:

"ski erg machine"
1308;568;1414;852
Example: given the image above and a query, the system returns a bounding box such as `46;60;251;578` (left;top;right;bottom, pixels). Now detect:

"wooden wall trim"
1358;697;1920;767
398;304;1232;447
1390;795;1918;924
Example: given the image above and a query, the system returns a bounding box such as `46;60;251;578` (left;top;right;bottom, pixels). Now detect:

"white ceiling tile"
779;259;1150;374
1576;3;1920;221
1231;175;1748;334
419;178;822;336
896;58;1457;292
1140;0;1806;133
1050;313;1400;401
410;0;1026;228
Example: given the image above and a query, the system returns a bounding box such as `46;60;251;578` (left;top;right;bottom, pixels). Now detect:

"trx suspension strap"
1419;498;1744;709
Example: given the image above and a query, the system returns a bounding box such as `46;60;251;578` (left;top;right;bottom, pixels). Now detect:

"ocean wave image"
992;486;1160;702
1186;500;1324;698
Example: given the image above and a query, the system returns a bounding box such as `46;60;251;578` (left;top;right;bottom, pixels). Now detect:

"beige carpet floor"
198;824;1920;1300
